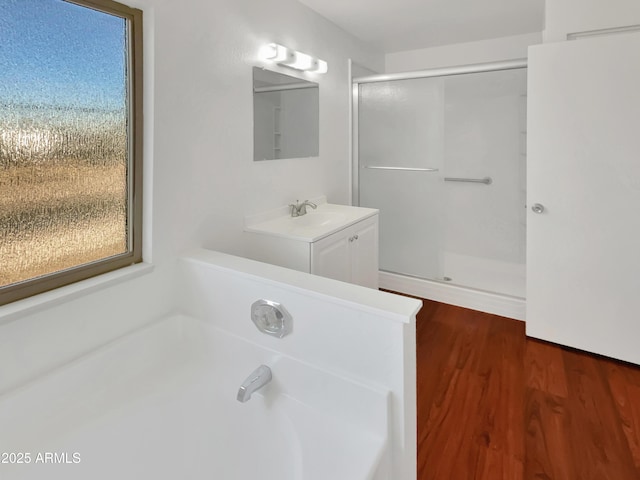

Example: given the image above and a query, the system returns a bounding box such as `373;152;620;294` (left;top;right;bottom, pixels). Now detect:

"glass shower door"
357;68;527;298
358;76;447;282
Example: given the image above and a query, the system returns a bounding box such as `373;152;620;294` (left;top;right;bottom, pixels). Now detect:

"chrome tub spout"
237;365;272;403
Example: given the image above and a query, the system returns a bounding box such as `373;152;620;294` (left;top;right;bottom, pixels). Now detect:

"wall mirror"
253;67;319;161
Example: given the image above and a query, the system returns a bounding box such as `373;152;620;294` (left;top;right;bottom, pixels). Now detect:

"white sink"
245;202;379;242
291;211;347;228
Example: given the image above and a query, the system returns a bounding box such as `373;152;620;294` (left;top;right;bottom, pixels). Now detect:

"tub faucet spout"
237;365;272;403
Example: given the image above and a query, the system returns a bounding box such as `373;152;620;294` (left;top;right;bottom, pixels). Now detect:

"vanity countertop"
244;202;379;242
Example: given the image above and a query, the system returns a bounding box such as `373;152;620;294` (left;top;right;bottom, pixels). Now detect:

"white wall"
150;0;383;259
0;0;383;393
385;32;541;73
544;0;640;42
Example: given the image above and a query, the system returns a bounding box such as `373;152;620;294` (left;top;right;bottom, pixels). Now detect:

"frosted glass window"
0;0;143;304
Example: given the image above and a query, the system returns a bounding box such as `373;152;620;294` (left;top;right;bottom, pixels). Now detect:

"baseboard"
379;271;526;321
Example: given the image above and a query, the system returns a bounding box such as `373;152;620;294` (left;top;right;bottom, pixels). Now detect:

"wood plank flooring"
416;299;640;480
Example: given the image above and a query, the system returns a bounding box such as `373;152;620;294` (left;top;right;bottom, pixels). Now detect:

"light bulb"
260;43;328;74
260;43;289;62
310;59;328;74
287;52;314;70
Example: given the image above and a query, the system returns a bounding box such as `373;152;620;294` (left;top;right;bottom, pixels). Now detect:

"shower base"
379;268;525;321
439;252;525;298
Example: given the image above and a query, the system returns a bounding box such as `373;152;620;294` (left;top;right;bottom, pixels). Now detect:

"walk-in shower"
352;60;527;318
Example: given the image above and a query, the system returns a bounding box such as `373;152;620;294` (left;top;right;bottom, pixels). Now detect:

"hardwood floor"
416;299;640;480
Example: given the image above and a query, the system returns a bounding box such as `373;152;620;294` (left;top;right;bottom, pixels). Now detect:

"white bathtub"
0;249;419;479
0;314;389;480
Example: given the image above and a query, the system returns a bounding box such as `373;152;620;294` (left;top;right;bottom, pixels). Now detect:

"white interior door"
527;32;640;364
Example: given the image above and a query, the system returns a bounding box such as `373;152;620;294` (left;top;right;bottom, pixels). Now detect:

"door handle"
531;203;545;214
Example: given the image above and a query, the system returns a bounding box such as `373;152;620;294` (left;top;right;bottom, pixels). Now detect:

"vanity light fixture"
260;43;328;74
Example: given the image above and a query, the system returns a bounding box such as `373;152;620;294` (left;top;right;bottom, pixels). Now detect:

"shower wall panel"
443;70;527;268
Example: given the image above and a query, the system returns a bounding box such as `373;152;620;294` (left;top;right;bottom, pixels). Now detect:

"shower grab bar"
444;176;493;185
363;166;439;172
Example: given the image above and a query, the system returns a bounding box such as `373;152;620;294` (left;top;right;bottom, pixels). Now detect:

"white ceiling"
297;0;545;53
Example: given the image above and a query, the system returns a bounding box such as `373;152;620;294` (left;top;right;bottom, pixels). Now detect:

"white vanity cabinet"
244;203;379;289
310;215;378;288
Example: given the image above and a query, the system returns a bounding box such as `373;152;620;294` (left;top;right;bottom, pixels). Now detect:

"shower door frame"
351;58;528;206
350;59;528;320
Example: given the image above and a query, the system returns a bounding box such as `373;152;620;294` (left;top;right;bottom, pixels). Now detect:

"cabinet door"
527;33;640;364
350;216;379;289
311;229;351;283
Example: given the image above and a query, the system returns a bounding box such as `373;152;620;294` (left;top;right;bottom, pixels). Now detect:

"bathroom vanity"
244;202;379;289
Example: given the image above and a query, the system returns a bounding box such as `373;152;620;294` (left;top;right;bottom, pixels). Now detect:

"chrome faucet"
236;365;272;403
288;199;317;217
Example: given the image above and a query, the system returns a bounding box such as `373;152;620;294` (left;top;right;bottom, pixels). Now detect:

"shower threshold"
379;270;525;321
